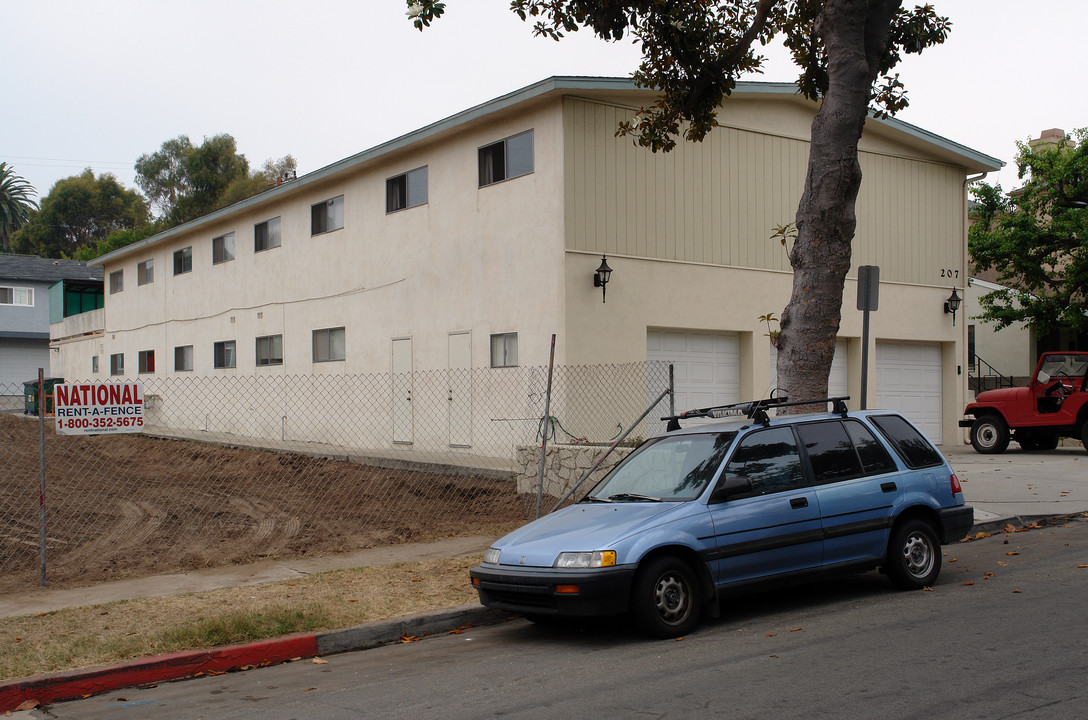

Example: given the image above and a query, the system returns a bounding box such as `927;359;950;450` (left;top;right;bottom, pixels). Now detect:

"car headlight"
553;551;617;569
483;547;501;565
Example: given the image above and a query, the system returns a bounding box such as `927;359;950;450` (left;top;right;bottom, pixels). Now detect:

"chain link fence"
1;362;672;594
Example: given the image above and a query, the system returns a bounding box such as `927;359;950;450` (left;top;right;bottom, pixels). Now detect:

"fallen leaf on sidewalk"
312;657;328;664
1012;590;1023;593
962;582;975;586
399;634;420;643
15;700;39;711
1006;551;1019;556
1078;565;1087;569
790;627;802;632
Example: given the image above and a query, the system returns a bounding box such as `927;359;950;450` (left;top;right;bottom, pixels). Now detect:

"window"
311;195;344;235
313;327;346;362
490;332;518;368
0;286;33;306
256;334;283;366
479;130;534;187
796;421;864;485
870;415;944;469
721;427;804;496
91;355;99;374
137;259;154;286
843;420;898;475
213;340;236;369
173;247;192;275
212;232;235;264
255;217;281;252
174;345;194;372
110;353;124;376
109;270;123;294
138;350;155;374
386;166;428;212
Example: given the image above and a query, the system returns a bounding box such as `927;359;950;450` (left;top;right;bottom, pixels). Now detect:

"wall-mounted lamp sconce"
944;287;962;326
593;254;612;303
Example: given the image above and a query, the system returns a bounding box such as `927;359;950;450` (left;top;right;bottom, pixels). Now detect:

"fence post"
536;335;556;519
37;368;47;586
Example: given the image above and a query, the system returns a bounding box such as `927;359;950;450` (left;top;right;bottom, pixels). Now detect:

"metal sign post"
857;266;880;410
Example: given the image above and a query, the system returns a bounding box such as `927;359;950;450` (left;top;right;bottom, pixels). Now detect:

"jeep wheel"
631;556;702;638
1019;432;1059;451
1081;422;1088;453
886;519;942;590
970;416;1010;454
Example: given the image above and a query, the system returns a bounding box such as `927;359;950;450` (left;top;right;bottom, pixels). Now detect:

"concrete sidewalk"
2;443;1086;713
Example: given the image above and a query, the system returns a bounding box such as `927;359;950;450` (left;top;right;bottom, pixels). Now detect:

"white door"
392;337;413;445
876;341;943;444
447;332;472;448
648;330;740;430
769;340;848;399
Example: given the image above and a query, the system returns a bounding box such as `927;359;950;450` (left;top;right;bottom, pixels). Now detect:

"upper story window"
213;340;236;369
479;130;533;187
386;166;428;213
313;327;346;363
173;247;192;275
256;334;284;367
212;232;235;264
174;345;194;372
137;259;154;286
138;350;155;374
255;217;281;252
110;353;124;376
311;195;344;236
490;332;518;368
0;286;34;306
109;270;123;294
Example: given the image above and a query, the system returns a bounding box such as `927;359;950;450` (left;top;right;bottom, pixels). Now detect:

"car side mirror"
711;474;753;503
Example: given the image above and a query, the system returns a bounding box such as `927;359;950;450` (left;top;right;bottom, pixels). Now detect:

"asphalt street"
36;517;1088;720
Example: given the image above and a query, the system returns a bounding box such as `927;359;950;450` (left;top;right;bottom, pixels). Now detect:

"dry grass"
0;553;482;682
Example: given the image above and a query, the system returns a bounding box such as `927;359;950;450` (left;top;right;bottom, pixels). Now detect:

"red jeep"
961;352;1088;453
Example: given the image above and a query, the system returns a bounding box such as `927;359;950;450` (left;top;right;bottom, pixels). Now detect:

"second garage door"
647;330;740;417
875;341;943;444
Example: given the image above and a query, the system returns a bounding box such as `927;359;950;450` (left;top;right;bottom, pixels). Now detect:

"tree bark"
776;0;901;409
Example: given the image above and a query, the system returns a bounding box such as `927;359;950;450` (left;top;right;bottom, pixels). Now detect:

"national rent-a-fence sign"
54;382;145;435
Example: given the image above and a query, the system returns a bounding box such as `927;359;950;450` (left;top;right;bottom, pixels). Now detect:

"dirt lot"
0;414;530;595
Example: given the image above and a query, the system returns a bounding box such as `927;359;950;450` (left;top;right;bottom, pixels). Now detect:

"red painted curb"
0;633;319;712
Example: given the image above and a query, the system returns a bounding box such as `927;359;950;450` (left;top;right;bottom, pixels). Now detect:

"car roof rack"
663;395;850;431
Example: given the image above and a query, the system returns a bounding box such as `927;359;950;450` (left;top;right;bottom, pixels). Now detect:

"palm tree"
0;162;39;251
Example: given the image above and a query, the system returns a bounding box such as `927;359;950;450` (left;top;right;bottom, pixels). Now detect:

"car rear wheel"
886;519;942;590
631;556;702;638
970;416;1010;454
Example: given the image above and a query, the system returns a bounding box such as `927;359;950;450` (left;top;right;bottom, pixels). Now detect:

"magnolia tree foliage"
969;128;1088;336
408;0;949;403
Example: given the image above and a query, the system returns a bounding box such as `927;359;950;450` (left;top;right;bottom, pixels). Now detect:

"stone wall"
515;443;634;498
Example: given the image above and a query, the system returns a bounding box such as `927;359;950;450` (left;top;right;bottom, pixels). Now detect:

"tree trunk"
776;0;901;410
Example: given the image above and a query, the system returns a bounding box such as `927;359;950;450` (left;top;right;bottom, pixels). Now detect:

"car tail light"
950;473;962;494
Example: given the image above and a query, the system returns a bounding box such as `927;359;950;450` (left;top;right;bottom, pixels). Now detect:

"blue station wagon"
470;398;974;637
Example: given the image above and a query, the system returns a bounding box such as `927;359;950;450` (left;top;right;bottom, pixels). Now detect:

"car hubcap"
902;533;934;578
977;425;997;448
653;573;690;625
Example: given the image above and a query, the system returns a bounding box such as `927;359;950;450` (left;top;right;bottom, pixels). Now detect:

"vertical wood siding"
563;98;964;286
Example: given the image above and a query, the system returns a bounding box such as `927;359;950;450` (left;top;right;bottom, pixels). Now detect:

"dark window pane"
870;415;944;469
843;420;898;474
387;175;407;212
479;142;504;186
722;427;804;495
506;130;534;178
311;202;326;235
796;421;863;484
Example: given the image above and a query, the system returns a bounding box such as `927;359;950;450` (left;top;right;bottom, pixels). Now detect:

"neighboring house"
52;76;1000;445
0;254;103;394
966;128;1086;390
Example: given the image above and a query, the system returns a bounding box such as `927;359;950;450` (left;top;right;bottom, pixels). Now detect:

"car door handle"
881;482;897;493
790;497;809;509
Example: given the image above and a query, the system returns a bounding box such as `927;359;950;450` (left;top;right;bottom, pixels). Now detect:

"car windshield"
1038;354;1088;382
584;431;736;502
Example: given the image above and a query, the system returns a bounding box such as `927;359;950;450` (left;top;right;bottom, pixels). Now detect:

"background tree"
0;162;39;252
136;134;296;227
410;0;949;403
10;170;150;258
969;128;1088;337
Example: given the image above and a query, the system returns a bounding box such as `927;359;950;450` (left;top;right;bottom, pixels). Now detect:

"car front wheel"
886;519;942;590
970;416;1010;454
631;556;702;638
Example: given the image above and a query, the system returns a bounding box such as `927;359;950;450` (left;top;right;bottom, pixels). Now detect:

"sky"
5;0;1086;204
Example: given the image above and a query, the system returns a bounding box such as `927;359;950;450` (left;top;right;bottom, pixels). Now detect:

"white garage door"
876;341;943;444
769;339;848;399
648;330;740;424
0;341;50;391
